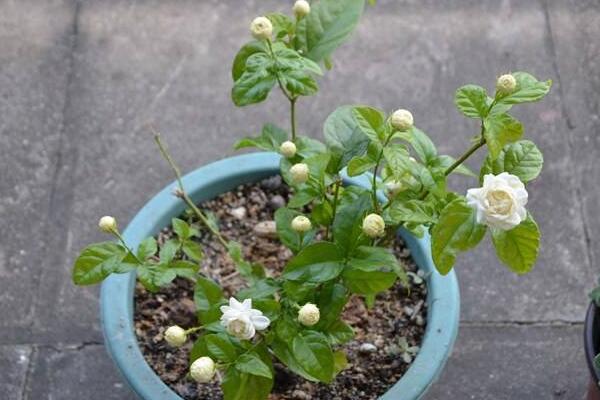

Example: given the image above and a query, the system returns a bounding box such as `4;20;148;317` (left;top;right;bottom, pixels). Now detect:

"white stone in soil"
230;206;247;220
253;220;278;238
359;343;377;353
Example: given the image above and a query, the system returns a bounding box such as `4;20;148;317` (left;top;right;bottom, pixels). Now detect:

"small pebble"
291;389;311;400
415;315;424;326
253;220;278;238
230;206;247;220
261;175;282;190
269;194;286;209
403;306;414;316
359;343;377;354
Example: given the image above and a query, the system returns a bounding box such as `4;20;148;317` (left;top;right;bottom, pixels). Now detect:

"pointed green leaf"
491;215;540;274
455;84;489;118
480;140;543;183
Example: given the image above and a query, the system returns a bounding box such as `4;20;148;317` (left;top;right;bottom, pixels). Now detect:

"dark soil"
134;176;428;400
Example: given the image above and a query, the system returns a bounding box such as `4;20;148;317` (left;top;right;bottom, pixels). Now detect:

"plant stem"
371;134;394;212
290;98;297;141
151;127;229;249
329;179;342;241
444;128;486;177
113;230;143;264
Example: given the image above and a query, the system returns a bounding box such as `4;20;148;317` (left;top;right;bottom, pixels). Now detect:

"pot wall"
100;152;460;400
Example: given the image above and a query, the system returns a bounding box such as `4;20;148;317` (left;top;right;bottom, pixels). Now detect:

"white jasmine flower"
250;17;273;41
466;172;528;231
293;0;311;18
298;303;320;326
362;213;385;238
496;74;517;95
98;216;117;233
190;356;216;383
390;109;414;131
291;215;312;233
290;163;309;184
164;325;187;347
280;141;297;158
220;297;270;340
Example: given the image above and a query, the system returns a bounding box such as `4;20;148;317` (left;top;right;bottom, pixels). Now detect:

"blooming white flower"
220;297;270;340
280;141;297;158
291;215;312;233
496;74;517;95
293;0;311;18
390;109;414;131
98;216;117;233
290;163;309;184
298;303;320;326
362;213;385;238
164;325;187;347
190;356;216;383
250;16;273;41
466;172;528;231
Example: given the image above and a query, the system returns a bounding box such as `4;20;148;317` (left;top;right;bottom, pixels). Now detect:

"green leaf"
222;365;273;400
495;72;552;105
455;84;489;118
287;186;321;208
388;199;436;225
159;239;178;263
232;41;267;81
382;143;411;179
410;127;437;164
168;260;199;280
271;338;316;382
235;351;273;379
480;140;543;183
72;242;129;285
283;242;345;282
194;276;224;312
332;190;372;255
266;13;295;39
325;320;355;345
137;264;177;292
491;215;540;274
431;197;487;275
278;68;319;97
237;279;279;300
333;350;349;376
352;106;386;141
343;265;396;295
295;0;365;63
234;123;288;152
231;52;276;107
227;241;264;282
316;283;348;328
292;331;335;383
275;207;316;253
323;105;370;171
347;141;381;177
296;136;327;158
483;113;524;160
311;200;334;226
137;237;157;260
205;333;238;363
182;240;203;262
172;218;193;240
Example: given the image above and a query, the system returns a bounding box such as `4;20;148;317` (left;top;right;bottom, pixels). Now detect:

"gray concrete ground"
0;0;598;398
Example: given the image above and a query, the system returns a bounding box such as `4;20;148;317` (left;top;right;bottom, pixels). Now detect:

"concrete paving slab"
425;324;587;400
0;345;32;400
0;0;76;342
23;343;136;400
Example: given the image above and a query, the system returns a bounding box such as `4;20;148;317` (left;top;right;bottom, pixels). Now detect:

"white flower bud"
291;215;312;233
190;356;216;383
164;325;187;347
496;74;517;95
98;216;117;233
362;213;385;238
250;16;273;41
390;109;414;131
298;303;320;326
290;163;309;184
293;0;311;18
280;141;297;158
385;180;404;196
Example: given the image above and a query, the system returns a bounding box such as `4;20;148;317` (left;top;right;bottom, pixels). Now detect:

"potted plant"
71;1;552;399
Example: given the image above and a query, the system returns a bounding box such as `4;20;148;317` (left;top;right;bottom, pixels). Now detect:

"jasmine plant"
71;1;552;398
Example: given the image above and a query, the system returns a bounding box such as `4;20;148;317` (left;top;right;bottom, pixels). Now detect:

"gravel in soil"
134;176;428;400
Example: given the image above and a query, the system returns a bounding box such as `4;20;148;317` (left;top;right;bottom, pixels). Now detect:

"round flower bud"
250;16;273;41
190;356;216;383
98;216;117;233
385;180;404;196
390;109;414;131
496;74;517;95
293;0;311;18
298;303;320;326
362;213;385;238
280;141;297;158
164;325;187;347
291;215;312;233
290;163;309;184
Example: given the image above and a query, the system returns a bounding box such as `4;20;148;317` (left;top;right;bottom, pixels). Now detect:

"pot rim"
100;152;460;400
585;301;599;383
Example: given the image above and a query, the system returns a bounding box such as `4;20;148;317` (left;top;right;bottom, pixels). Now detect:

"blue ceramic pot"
101;152;460;400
